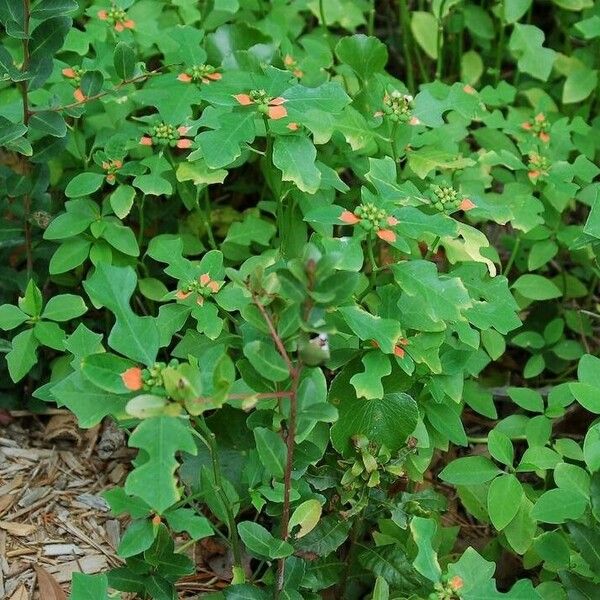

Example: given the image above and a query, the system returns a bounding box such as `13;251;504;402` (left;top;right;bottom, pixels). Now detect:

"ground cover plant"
1;0;600;598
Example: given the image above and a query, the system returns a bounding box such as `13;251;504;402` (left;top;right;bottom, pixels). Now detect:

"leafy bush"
1;0;600;599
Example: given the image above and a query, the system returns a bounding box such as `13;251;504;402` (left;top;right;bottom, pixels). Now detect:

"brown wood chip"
8;584;28;600
35;565;67;600
0;521;37;536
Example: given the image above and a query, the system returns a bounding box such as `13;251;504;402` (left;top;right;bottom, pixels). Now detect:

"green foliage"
0;0;599;598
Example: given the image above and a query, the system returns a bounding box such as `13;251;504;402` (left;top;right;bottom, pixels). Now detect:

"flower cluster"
178;64;222;84
121;360;180;392
340;203;398;243
176;273;222;305
140;123;192;149
102;159;122;184
62;66;84;85
97;5;135;31
522;112;550;143
62;66;87;102
527;152;550;180
234;89;287;120
427;575;464;600
375;90;419;125
429;185;475;213
283;55;303;78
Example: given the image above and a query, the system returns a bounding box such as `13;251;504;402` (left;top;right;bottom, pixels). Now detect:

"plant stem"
435;18;444;80
137;195;145;247
503;236;521;277
250;293;301;597
194;417;245;583
367;0;375;36
398;0;416;92
366;234;379;286
20;0;32;277
495;10;506;85
31;69;165;113
203;187;217;249
424;235;440;260
318;0;334;52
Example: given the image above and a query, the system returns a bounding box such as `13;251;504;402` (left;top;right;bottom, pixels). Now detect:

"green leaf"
0;304;29;330
512;274;562;300
531;488;587;523
83;264;159;365
29;111;67;137
506;387;544;413
114;42;136;80
70;573;109;600
509;24;557;81
29;16;70;59
392;261;472;324
198;110;256;169
567;522;600;574
359;545;428;591
439;456;501;485
65;172;105;198
243;340;289;382
41;294;87;322
487;429;514;466
49;238;91;274
504;0;532;23
350;352;391;400
288;499;322;539
80;353;134;394
411;12;438;59
164;508;213;540
109;185;136;219
237;521;293;559
254;427;286;479
338;306;401;354
51;372;127;426
272;136;321;194
125;416;197;513
6;328;38;382
335;34;388;79
410;517;441;582
331;390;418;455
487;474;522;530
118;518;157;558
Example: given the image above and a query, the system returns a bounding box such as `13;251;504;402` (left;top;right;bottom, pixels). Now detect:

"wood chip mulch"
0;411;231;599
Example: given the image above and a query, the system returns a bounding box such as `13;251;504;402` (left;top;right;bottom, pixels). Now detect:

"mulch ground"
0;411;230;599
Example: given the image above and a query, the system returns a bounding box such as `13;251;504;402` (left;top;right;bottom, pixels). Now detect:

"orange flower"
179;67;222;84
340;210;361;225
386;216;399;226
62;67;76;78
459;198;475;211
73;88;85;102
539;131;550;143
139;136;153;146
233;93;253;105
199;273;211;286
393;346;405;358
463;84;476;94
177;73;192;83
449;576;463;591
376;229;396;243
176;290;192;300
122;367;143;391
287;122;299;131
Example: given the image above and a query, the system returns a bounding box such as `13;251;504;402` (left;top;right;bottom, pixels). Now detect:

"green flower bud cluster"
70;66;84;85
354;202;388;231
528;152;549;171
107;6;128;23
340;435;405;493
141;359;179;390
250;89;270;106
531;116;549;135
185;64;217;82
382;90;414;123
430;185;460;212
151;123;180;144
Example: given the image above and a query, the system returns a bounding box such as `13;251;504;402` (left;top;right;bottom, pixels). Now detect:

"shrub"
1;1;600;599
